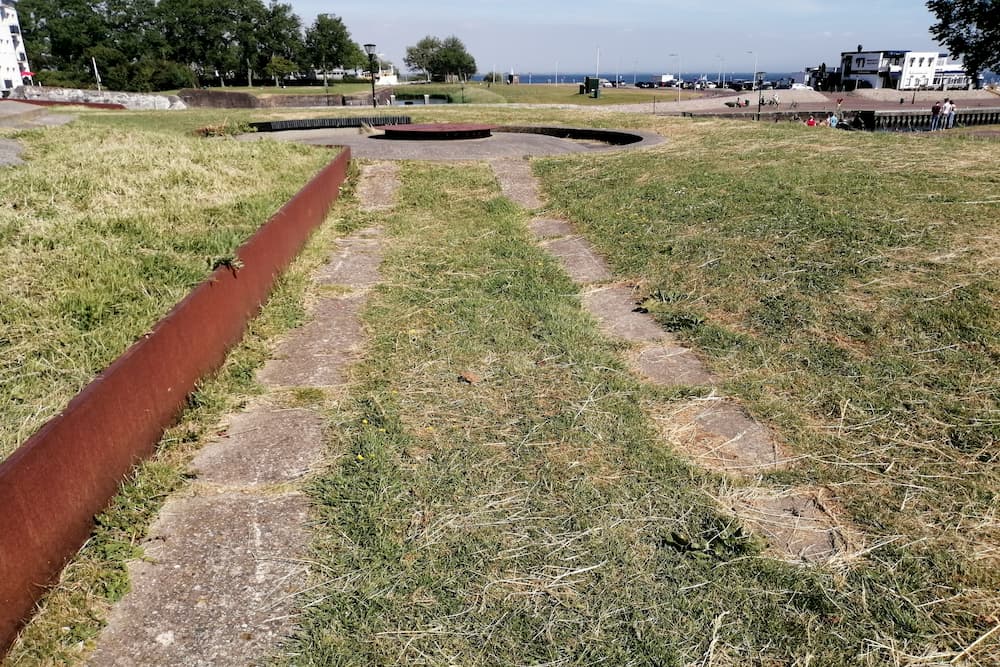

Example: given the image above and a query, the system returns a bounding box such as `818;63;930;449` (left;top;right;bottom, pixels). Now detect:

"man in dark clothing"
931;100;942;131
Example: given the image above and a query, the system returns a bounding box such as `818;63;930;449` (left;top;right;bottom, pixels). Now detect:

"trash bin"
592;87;600;99
579;84;587;95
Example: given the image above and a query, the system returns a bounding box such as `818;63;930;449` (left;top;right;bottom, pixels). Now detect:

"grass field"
390;82;700;106
170;82;698;106
3;105;998;665
0;120;334;461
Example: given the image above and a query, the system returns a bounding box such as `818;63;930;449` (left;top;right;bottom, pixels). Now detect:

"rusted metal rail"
0;148;352;655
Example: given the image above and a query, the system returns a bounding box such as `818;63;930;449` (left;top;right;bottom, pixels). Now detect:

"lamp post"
364;43;377;108
747;50;760;119
669;52;680;102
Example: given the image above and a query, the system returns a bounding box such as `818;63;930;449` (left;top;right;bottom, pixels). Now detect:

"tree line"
18;0;369;91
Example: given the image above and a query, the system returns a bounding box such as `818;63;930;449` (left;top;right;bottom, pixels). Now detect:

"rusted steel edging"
0;147;352;655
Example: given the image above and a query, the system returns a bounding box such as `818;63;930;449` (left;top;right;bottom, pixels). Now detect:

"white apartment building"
840;47;974;91
0;0;30;93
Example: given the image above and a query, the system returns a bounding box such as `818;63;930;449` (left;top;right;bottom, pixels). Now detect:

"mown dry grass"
0;121;333;460
391;81;700;106
4;103;998;665
282;157;995;665
534;117;1000;663
1;116;352;663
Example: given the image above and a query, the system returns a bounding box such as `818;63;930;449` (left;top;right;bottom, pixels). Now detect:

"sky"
287;0;947;76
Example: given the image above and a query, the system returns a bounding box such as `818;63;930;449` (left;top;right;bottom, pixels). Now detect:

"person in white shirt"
940;99;954;130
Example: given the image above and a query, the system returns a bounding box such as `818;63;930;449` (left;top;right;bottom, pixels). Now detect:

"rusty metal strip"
0;147;352;654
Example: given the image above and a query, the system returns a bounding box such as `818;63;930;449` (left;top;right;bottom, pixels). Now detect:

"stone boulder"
8;86;186;110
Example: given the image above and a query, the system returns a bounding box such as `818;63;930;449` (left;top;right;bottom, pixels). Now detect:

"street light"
364;43;377;108
747;50;761;120
669;53;681;102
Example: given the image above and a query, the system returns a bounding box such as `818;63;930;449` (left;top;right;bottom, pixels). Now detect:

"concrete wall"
853;89;991;102
179;87;392;109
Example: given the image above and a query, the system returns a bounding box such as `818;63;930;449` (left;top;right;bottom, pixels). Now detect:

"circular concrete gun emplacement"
239;120;663;160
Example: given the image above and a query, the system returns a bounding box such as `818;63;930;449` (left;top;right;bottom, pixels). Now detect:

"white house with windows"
0;0;30;93
899;52;973;90
839;47;974;91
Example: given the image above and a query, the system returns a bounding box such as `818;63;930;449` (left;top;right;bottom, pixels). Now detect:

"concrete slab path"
88;159;396;665
494;158;852;563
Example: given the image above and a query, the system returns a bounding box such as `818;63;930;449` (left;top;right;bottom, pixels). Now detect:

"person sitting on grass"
828;112;838;128
806;115;817;127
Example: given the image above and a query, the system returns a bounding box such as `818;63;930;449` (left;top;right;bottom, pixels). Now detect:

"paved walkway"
88;167;393;666
238;126;664;161
490;158;852;563
0;100;76;168
588;89;1000;117
88;122;860;663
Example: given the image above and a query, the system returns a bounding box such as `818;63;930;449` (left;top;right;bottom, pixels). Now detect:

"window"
856;57;865;67
910;58;915;67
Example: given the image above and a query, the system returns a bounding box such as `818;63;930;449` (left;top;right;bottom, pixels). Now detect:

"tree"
927;0;1000;78
259;2;304;64
155;0;268;83
404;35;476;82
430;36;476;82
18;0;194;91
18;0;108;81
404;36;440;81
103;0;164;62
304;14;364;75
264;55;296;86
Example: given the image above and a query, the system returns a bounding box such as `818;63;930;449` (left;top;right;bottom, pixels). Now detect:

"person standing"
930;100;942;131
946;99;958;129
940;98;953;130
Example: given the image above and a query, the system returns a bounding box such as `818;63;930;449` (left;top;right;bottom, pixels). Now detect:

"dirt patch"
190;407;326;487
723;487;853;563
540;236;612;284
654;400;790;475
633;345;714;386
490;158;543;209
529;217;575;239
88;493;311;666
582;285;667;342
356;163;400;211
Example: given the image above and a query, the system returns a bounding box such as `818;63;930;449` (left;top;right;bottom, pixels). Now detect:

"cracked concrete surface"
89;159;395;666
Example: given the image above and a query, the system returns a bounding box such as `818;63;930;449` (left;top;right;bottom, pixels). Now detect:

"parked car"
636;81;655;89
791;83;814;90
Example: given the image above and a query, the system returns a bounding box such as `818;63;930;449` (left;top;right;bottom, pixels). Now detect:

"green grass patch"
0;119;335;461
535;118;1000;660
389;82;699;106
2;122;357;662
5;106;998;664
282;162;955;665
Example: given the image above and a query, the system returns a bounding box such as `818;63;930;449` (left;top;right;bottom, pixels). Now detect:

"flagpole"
91;57;102;92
